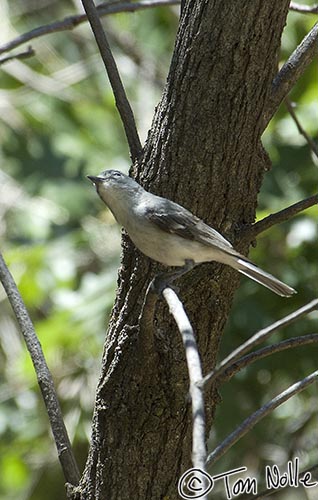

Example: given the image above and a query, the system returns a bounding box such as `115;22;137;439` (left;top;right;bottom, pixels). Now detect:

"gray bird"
87;170;296;297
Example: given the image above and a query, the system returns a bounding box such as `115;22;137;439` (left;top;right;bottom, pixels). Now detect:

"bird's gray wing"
145;199;235;252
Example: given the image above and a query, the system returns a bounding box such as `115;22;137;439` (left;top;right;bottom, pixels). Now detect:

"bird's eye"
112;171;122;178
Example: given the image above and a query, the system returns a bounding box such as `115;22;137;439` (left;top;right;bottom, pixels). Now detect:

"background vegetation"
0;1;317;499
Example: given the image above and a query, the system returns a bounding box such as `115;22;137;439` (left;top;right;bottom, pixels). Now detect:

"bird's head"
87;169;142;208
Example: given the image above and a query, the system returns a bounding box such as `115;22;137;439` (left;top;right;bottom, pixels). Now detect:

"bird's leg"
151;259;196;295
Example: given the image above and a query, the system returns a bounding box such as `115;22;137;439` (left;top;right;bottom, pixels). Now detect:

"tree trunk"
74;1;291;498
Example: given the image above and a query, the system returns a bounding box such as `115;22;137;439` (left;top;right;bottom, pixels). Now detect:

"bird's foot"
151;259;195;296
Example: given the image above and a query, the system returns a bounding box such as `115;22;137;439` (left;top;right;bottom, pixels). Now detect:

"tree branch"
0;0;180;55
0;253;80;485
139;281;158;351
81;0;142;161
241;193;318;241
285;98;318;159
162;287;207;475
206;369;318;467
290;2;318;14
0;46;35;65
200;299;318;388
263;21;318;125
218;333;318;384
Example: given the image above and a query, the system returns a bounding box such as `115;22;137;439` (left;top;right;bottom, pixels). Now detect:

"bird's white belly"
127;222;221;267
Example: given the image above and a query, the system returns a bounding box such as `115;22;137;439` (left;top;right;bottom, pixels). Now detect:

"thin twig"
0;0;180;55
242;193;318;241
285;98;318;159
162;287;207;477
81;0;142;161
264;21;318;126
200;299;318;388
139;281;158;350
206;369;318;466
82;0;141;162
0;46;35;65
0;252;80;486
290;2;318;13
217;333;318;384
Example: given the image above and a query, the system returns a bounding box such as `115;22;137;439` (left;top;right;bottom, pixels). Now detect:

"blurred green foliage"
0;1;317;499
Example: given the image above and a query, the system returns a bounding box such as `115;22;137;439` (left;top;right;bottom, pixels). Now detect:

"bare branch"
0;0;180;55
206;369;318;466
263;21;318;126
285;98;318;159
242;193;318;241
200;299;318;388
162;287;207;475
290;2;318;13
139;283;157;338
81;0;142;161
0;252;80;486
218;333;318;384
0;46;35;65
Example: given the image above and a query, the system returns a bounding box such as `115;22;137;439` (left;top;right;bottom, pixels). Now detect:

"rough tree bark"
74;1;292;499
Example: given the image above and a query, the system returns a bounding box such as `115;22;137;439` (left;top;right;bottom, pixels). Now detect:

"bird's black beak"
87;175;103;185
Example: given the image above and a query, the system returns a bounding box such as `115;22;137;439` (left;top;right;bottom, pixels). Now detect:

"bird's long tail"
235;258;296;297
